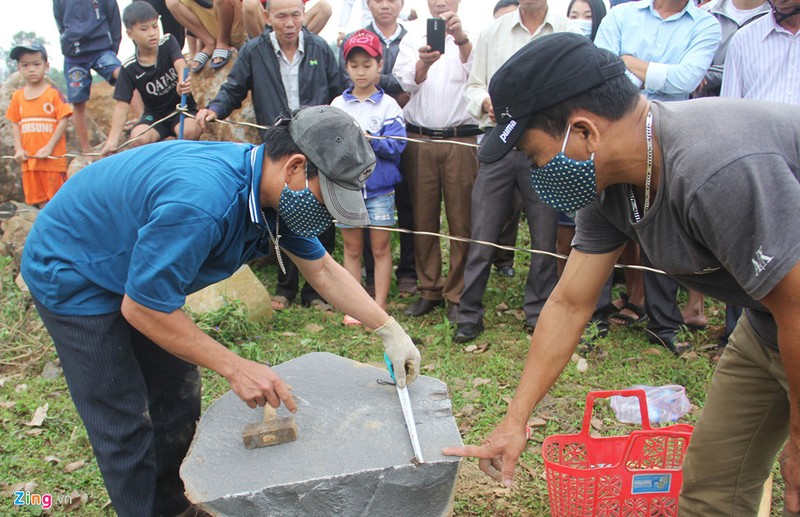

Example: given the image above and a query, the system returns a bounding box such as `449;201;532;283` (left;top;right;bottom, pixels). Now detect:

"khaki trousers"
402;132;478;303
178;0;247;48
680;314;799;516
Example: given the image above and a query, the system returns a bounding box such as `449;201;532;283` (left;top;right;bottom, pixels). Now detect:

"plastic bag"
609;385;691;424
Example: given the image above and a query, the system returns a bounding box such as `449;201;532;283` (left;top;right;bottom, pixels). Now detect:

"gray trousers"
458;150;558;327
641;250;684;340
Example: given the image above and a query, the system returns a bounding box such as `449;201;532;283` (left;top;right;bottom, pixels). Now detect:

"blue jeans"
64;50;121;103
337;192;397;228
33;299;201;517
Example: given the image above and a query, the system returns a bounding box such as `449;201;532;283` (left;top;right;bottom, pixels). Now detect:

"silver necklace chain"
263;210;286;275
629;108;653;223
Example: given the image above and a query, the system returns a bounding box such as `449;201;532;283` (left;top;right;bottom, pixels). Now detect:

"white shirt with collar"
392;29;477;128
721;12;800;103
373;22;404;45
465;8;581;129
270;31;305;110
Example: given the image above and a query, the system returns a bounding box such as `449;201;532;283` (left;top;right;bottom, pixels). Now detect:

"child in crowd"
5;43;72;208
100;2;200;156
54;0;126;154
331;30;406;324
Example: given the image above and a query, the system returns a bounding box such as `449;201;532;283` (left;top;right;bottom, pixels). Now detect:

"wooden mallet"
242;404;298;450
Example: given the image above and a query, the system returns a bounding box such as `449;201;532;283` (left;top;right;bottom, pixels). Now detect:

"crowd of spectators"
7;0;800;347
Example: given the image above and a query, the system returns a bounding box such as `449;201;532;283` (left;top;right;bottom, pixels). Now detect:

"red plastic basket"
542;389;693;517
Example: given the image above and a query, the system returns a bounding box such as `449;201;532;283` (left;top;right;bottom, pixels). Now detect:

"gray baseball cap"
289;106;376;227
11;42;48;61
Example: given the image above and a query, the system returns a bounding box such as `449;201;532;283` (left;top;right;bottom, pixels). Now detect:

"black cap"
10;42;48;61
479;33;626;163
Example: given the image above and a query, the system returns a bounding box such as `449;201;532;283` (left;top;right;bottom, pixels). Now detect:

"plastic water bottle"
610;385;691;424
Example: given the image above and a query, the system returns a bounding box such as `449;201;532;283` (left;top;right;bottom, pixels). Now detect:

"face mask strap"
561;124;572;153
284;162;311;190
563;124;596;161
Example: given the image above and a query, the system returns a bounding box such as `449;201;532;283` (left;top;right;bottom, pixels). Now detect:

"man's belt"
406;124;483;139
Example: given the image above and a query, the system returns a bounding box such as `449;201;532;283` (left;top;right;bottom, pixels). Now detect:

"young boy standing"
54;0;124;154
332;30;406;323
100;2;200;156
5;43;72;208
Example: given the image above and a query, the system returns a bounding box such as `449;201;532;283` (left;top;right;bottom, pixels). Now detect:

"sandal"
610;302;648;326
611;291;629;312
308;299;334;313
209;48;234;70
190;51;211;73
271;295;291;311
579;320;610;351
645;329;693;356
342;315;361;326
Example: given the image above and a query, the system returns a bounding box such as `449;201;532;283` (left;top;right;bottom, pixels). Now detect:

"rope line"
0;106;663;274
349;225;667;274
175;107;482;149
0;105;480;160
1;109;186;160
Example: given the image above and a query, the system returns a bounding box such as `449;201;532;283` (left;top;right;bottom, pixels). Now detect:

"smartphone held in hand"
427;18;446;54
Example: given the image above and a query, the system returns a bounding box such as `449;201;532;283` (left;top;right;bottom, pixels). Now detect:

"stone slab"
185;265;272;322
181;352;462;516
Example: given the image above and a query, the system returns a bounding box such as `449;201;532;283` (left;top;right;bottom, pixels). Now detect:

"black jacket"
208;28;345;128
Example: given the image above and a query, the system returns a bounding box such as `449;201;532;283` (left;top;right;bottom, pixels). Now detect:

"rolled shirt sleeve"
464;32;490;125
643;15;721;95
392;33;423;93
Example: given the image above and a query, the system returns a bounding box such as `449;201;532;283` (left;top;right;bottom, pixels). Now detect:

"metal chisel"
384;353;424;464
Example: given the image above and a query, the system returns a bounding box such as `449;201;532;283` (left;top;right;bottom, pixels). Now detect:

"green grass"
0;236;786;516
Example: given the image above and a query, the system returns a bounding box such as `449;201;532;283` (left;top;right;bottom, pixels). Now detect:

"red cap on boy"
343;30;383;59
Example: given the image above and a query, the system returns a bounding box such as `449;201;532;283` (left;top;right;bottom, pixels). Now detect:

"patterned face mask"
530;125;597;212
277;175;333;237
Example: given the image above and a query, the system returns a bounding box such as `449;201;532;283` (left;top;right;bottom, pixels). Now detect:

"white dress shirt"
270;31;306;110
392;30;476;128
465;8;581;128
721;13;800;104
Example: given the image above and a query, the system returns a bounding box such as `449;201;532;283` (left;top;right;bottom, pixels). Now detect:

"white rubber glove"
375;317;421;389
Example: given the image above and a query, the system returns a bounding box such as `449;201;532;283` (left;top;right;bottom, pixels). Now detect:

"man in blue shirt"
21;106;421;517
595;0;721;102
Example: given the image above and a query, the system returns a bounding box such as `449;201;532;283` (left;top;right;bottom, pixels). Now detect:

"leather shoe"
447;302;459;324
524;321;535;335
496;265;515;277
454;321;484;343
405;298;443;317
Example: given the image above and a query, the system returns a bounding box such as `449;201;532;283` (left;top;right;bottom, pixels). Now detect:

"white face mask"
574;19;593;39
